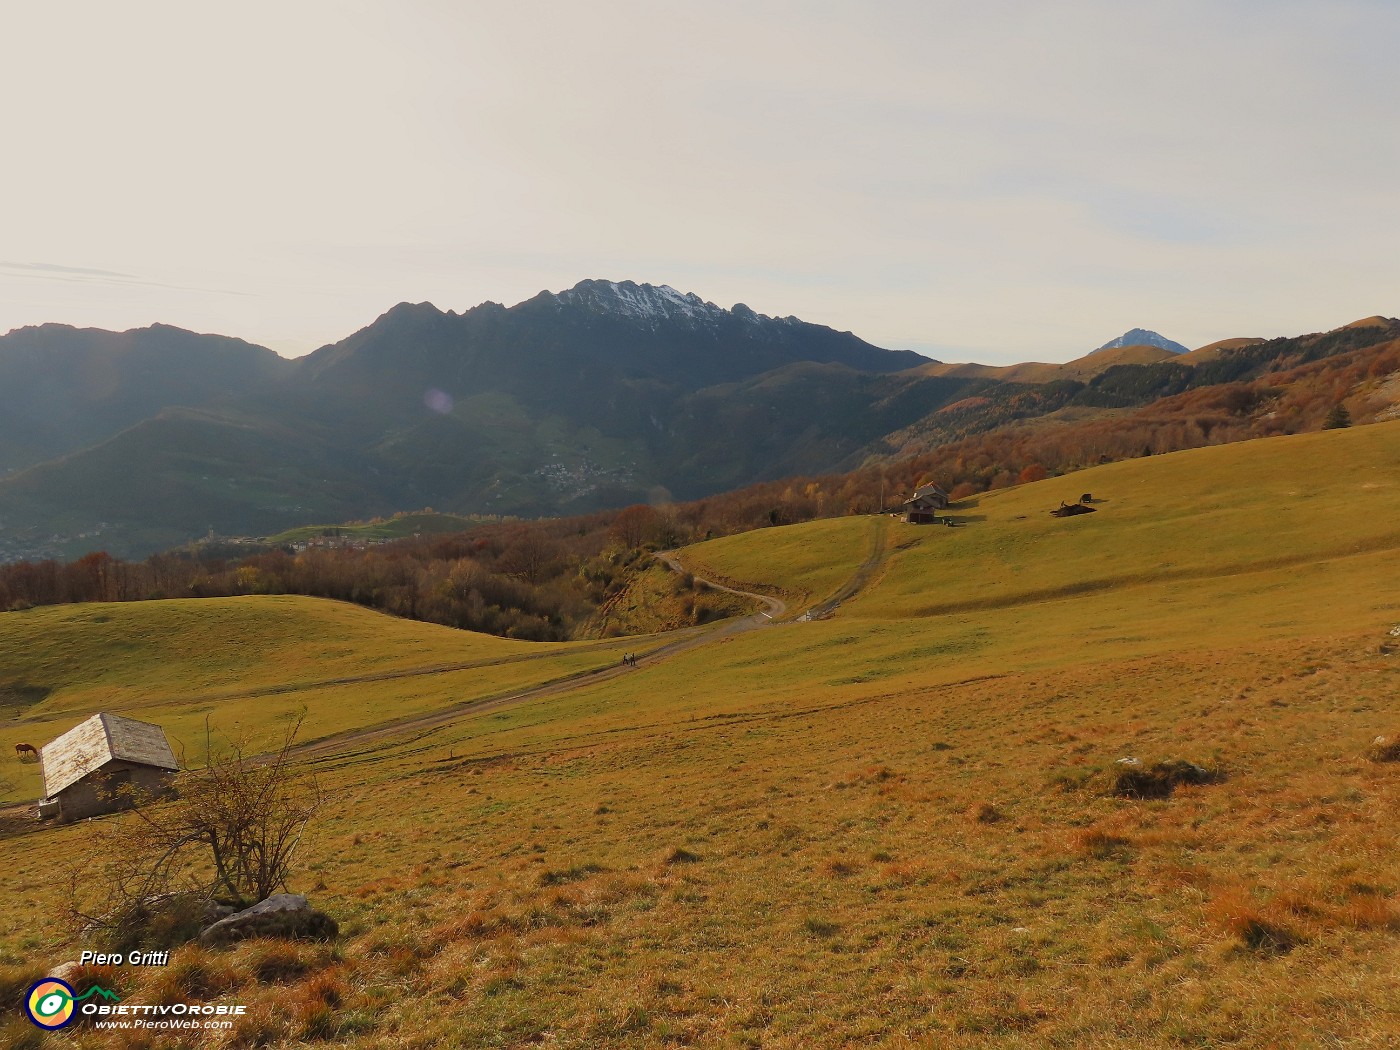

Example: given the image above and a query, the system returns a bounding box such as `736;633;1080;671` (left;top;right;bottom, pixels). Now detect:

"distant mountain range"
0;323;283;475
0;281;1395;562
1093;328;1189;355
0;281;943;558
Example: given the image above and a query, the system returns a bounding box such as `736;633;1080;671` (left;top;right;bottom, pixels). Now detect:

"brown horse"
14;743;37;761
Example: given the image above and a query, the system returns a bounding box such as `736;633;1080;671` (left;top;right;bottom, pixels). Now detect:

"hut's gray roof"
903;488;948;508
41;713;179;797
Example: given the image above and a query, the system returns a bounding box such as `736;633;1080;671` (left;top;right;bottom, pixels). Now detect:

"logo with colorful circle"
24;979;77;1030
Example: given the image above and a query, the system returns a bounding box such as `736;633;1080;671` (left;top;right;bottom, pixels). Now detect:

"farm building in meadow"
900;483;950;524
39;713;179;822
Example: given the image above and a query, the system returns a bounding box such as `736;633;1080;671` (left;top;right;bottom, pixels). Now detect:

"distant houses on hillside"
287;535;391;553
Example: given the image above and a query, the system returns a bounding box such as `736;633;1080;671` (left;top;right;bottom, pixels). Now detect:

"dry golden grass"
8;629;1390;1049
2;425;1400;1046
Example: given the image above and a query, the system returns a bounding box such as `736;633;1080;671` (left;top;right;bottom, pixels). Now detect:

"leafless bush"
65;721;324;950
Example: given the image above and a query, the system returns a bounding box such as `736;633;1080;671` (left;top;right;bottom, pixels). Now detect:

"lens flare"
423;388;454;414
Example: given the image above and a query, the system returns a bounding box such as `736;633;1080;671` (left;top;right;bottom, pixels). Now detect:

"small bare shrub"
64;721;324;950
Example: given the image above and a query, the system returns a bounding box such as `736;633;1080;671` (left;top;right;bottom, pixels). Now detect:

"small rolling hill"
1178;336;1266;363
3;423;1399;1048
919;343;1181;385
0;596;635;806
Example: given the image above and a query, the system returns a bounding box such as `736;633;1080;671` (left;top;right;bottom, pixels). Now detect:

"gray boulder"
198;893;337;947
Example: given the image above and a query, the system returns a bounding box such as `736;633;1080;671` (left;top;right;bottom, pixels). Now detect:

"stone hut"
40;713;179;822
900;483;950;524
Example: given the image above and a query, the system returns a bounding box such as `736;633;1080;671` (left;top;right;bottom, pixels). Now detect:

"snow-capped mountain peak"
552;279;734;327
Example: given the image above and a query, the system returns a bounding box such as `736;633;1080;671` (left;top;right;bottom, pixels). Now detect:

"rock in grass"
198;894;338;947
1110;759;1221;799
1363;735;1400;763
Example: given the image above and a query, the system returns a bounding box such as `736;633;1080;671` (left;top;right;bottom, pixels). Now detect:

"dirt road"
3;529;883;811
283;558;787;761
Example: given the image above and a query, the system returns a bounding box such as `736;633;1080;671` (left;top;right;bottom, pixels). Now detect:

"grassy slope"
0;596;633;806
576;563;759;638
2;425;1400;1048
681;516;881;611
869;422;1400;614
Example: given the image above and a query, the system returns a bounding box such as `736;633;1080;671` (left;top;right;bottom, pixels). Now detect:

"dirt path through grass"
800;517;890;619
281;564;788;761
0;529;882;816
285;523;911;762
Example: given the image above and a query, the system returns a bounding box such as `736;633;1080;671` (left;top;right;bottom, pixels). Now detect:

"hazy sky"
2;0;1396;364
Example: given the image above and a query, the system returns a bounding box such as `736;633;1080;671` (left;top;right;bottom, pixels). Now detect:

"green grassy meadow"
0;597;639;807
680;516;881;611
2;423;1399;1048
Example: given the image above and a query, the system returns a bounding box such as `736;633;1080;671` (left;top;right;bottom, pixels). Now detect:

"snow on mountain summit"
552;279;776;328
